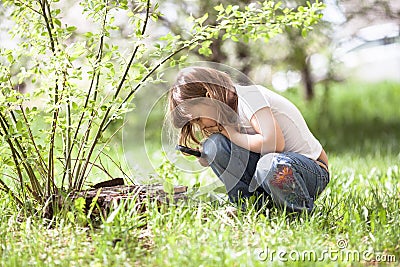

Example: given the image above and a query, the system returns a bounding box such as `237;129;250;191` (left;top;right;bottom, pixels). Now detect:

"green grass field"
1;81;399;266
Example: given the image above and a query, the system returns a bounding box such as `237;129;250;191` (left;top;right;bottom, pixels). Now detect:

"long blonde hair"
168;67;238;147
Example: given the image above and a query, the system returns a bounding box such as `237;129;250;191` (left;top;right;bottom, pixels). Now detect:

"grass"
1;81;400;266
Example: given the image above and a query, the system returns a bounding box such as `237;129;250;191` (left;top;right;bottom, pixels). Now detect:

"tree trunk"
301;61;314;101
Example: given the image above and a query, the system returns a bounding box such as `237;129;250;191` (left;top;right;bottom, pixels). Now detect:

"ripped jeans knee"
254;152;328;213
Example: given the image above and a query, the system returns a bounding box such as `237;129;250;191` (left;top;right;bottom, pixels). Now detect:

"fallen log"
43;179;188;219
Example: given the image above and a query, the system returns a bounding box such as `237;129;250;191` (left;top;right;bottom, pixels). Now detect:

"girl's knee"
256;153;282;174
202;133;230;158
252;153;280;192
257;153;314;213
253;153;298;196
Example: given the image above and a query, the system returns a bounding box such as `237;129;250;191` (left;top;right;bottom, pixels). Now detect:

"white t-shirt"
235;84;322;160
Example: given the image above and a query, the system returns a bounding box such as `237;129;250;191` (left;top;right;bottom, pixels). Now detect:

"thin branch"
66;71;99;189
113;0;151;100
47;106;59;196
6;73;48;176
66;3;109;189
102;41;193;132
0;115;26;200
44;0;56;38
53;70;69;195
4;75;45;199
38;0;60;196
75;0;152;187
40;0;56;53
0;173;19;182
141;0;151;36
65;104;72;188
0;177;24;207
0;112;42;200
57;157;113;179
5;108;44;189
19;104;48;174
99;157;114;179
71;85;116;187
14;0;42;16
79;122;126;189
62;70;72;190
99;150;133;184
73;106;112;189
78;41;195;189
113;45;141;100
71;70;102;189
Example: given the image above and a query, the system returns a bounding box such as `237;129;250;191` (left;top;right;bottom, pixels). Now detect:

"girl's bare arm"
215;107;285;154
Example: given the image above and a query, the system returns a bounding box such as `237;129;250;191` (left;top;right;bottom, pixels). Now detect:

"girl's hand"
198;156;209;167
197;147;209;167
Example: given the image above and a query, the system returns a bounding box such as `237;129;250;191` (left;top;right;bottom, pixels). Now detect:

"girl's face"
189;104;219;130
195;117;218;130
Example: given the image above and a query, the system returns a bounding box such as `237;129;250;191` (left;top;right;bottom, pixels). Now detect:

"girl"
168;66;329;212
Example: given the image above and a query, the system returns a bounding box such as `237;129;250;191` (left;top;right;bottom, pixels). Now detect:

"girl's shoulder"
235;84;275;101
235;84;290;103
235;84;272;95
235;84;272;116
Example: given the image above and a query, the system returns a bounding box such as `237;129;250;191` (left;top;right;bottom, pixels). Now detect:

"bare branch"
39;0;56;53
113;0;151;100
0;176;23;207
66;2;109;189
14;0;42;16
99;151;133;184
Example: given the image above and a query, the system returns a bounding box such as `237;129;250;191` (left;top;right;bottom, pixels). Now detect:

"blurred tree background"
155;0;399;98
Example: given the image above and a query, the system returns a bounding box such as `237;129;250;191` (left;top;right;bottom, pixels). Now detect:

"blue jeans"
202;134;330;212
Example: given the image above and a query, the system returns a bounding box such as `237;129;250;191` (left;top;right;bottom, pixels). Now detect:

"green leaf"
54;19;61;27
196;13;208;25
7;54;13;63
15;121;23;131
274;2;282;10
163;180;174;194
87;189;101;218
151;13;158;22
106;202;123;223
225;5;233;14
66;26;77;32
67;211;75;223
74;197;86;214
301;28;308;38
198;47;212;56
214;4;224;12
198;40;213;56
178;55;188;63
